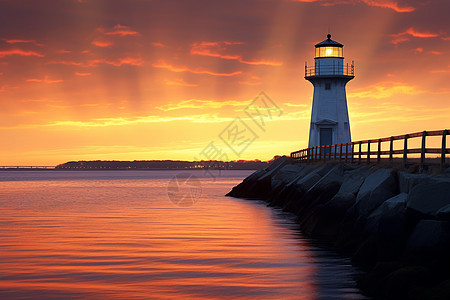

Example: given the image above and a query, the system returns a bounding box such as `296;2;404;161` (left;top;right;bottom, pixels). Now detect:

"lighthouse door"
320;128;333;146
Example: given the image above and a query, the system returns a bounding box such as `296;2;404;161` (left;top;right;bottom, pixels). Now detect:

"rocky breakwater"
226;156;450;299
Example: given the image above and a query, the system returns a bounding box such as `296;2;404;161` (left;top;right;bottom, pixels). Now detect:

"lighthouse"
305;34;354;151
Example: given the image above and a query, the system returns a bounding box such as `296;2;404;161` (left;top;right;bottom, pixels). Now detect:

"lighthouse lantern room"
305;34;354;150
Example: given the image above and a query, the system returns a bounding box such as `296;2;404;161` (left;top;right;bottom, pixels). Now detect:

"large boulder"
406;220;450;255
292;164;345;216
406;181;450;219
281;163;335;212
270;164;306;192
257;156;291;181
436;204;450;221
301;192;356;238
364;193;407;235
272;164;305;184
398;171;430;194
226;156;290;198
338;166;372;195
354;168;398;217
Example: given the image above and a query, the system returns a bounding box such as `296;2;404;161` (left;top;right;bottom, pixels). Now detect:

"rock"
352;236;380;269
398;171;430;194
411;279;450;300
406;181;450;218
354;168;398;217
406;220;450;255
436;204;450;221
257;156;291;182
226;156;290;198
309;164;345;191
357;261;403;297
383;266;432;300
365;193;407;235
281;163;335;212
293;164;345;216
338;166;372;195
302;192;356;238
272;164;305;184
270;164;306;191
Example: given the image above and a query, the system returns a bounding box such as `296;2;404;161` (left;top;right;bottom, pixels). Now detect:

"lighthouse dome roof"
315;34;343;48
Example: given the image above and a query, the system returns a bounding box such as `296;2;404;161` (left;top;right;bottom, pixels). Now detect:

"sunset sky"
1;0;449;165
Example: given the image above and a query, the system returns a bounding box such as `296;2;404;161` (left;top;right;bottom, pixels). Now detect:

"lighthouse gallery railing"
291;129;449;169
305;61;354;77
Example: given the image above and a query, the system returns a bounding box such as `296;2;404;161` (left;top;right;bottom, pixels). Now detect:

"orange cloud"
104;24;139;37
47;60;82;66
348;81;423;99
153;60;242;76
92;39;114;47
430;50;442;55
238;75;262;86
88;57;144;67
391;37;410;44
239;59;283;66
165;78;198;87
156;99;246;111
361;0;414;12
405;27;439;38
57;49;72;54
152;42;166;48
190;41;283;66
26;76;64;84
75;72;92;76
291;0;414;13
0;49;44;58
4;39;37;44
392;27;439;44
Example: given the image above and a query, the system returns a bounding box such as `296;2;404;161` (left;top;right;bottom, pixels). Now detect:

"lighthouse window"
325;82;331;90
316;47;343;58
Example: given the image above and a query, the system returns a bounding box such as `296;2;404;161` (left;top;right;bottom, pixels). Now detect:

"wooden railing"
291;129;449;169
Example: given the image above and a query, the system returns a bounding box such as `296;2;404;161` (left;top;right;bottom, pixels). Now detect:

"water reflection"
0;171;365;299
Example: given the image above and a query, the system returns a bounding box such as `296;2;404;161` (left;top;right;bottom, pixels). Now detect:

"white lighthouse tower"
305;34;354;150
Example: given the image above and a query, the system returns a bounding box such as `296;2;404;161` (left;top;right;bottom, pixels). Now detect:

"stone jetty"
226;156;450;299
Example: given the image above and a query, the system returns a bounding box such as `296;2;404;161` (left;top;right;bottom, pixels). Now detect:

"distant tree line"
55;159;277;170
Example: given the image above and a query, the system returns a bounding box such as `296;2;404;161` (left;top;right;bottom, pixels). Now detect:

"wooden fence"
291;129;449;169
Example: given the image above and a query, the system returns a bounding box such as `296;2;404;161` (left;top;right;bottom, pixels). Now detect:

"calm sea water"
0;170;366;299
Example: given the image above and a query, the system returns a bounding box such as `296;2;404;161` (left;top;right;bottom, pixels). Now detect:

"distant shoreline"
0;158;277;171
0;168;264;171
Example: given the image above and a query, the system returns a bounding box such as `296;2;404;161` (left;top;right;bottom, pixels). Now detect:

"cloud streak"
291;0;414;13
156;99;248;111
103;24;140;37
152;60;242;76
190;41;283;66
0;49;44;58
348;82;423;99
26;76;64;84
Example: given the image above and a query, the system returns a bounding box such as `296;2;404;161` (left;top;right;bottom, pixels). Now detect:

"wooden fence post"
334;144;337;160
367;140;371;164
403;134;408;168
345;143;349;163
339;144;343;161
351;142;355;164
420;131;427;168
358;141;362;164
377;139;381;164
389;136;394;163
442;129;447;169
